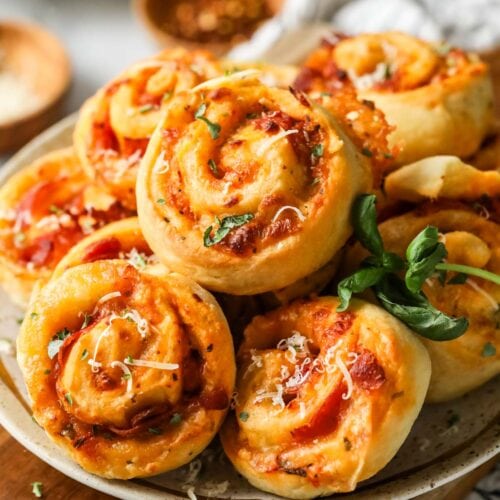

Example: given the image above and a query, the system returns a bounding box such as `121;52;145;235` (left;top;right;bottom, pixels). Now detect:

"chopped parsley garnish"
311;144;324;158
16;317;24;325
148;427;162;435
122;373;131;380
43;369;51;375
81;349;88;360
195;103;221;139
169;413;182;425
361;148;373;157
162;91;173;102
47;328;71;359
64;393;73;406
239;411;249;422
203;213;254;247
31;481;43;498
49;204;63;214
30;312;38;319
482;342;496;357
138;104;154;113
246;112;258;119
207;159;220;176
157;198;166;205
125;355;134;364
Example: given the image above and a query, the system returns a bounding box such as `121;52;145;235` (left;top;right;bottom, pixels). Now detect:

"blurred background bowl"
133;0;284;56
0;20;71;153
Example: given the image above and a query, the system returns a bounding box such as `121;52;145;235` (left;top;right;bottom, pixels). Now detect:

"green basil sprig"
335;194;500;340
203;213;254;247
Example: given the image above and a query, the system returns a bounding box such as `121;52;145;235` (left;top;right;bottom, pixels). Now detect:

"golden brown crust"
17;260;235;478
74;48;223;209
296;31;494;167
0;148;131;307
136;76;372;295
220;297;430;498
343;205;500;402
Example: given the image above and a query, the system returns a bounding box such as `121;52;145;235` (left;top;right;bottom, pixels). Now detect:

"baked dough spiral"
0;148;131;307
295;31;494;167
74;49;222;209
344;204;500;402
220;296;430;498
17;260;235;478
136;75;372;295
51;217;156;280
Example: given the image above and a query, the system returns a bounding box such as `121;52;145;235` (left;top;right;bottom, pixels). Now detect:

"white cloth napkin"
229;0;500;60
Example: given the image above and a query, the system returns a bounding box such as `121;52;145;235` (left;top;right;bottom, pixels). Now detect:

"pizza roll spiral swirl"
136;76;372;295
295;31;494;167
51;217;157;280
344;204;500;402
220;297;430;498
17;260;235;478
0;148;131;307
74;49;222;209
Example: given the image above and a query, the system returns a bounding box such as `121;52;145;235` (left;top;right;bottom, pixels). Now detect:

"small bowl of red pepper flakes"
133;0;284;56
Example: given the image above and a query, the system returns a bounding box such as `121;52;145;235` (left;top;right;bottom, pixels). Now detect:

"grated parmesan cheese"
186;487;197;500
345;111;360;121
348;62;393;91
201;481;229;497
113;150;142;180
190;69;261;92
254;383;285;410
97;291;122;305
336;352;354;400
183;459;202;484
257;129;298;155
271;205;306;223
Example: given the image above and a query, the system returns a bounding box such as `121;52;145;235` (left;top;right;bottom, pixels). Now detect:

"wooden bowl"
133;0;284;56
0;20;71;153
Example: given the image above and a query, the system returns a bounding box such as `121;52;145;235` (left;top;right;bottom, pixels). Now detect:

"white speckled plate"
0;114;498;500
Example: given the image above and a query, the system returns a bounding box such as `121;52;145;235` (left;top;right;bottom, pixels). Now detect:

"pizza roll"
384;156;500;202
74;48;222;209
17;260;235;478
344;204;500;402
221;60;299;88
0;148;131;307
467;121;500;171
51;217;157;281
295;31;494;167
220;296;430;498
136;75;372;295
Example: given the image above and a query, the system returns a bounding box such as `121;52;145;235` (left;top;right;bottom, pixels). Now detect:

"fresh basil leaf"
405;226;447;293
203;213;254;247
374;275;468;340
381;252;405;272
337;267;386;311
352;194;384;257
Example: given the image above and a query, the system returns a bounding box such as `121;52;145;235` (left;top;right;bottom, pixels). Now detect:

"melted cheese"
257;129;298;156
271;205;306;223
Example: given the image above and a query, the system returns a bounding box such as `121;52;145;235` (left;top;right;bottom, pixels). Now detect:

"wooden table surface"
1;47;500;500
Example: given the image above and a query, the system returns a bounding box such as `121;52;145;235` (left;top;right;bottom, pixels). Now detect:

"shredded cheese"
345;111;360;121
124;357;179;370
257;129;298;155
349;62;392;90
190;69;261;92
186;487;197;500
88;321;115;372
254;383;285;410
200;481;229;497
121;309;149;338
466;279;499;311
277;331;311;363
0;209;16;221
110;360;133;392
184;459;202;484
113;150;142;180
271;205;306;223
153;151;170;174
97;291;122;305
336;351;354;400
